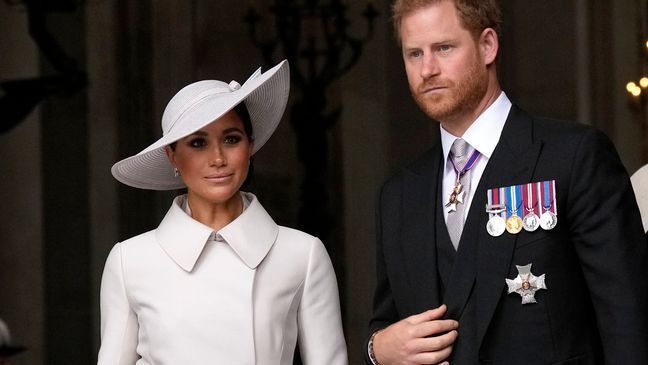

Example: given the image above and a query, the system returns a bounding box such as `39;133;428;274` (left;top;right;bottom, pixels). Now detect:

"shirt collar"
156;192;278;272
440;91;512;162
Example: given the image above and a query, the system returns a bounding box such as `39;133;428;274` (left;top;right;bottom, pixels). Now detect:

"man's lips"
420;85;447;94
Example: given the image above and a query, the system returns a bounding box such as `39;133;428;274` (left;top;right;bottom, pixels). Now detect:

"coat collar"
156;192;278;272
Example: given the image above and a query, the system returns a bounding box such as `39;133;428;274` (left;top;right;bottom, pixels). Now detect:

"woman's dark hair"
235;102;254;141
168;101;254;150
235;102;256;191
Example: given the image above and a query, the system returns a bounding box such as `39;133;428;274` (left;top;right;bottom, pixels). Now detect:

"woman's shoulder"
107;229;159;261
273;226;331;262
119;229;157;248
264;227;335;288
275;226;321;248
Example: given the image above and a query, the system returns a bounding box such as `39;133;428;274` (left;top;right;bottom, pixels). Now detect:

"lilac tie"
447;138;473;250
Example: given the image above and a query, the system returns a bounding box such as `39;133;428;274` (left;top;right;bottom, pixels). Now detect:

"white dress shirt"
98;192;348;365
440;92;512;222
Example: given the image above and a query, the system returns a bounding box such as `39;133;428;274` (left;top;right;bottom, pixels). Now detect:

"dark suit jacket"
367;106;648;364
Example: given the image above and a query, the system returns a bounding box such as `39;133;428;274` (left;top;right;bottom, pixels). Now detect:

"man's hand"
373;304;458;365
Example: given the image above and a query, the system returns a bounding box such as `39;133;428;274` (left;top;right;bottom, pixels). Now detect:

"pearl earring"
174;167;179;178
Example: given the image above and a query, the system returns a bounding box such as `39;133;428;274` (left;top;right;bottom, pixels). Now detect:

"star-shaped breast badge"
505;264;547;304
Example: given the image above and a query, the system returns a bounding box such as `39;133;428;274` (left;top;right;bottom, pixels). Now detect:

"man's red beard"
411;60;489;123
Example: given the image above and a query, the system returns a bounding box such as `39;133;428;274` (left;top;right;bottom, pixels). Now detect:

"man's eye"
409;50;423;58
439;45;452;53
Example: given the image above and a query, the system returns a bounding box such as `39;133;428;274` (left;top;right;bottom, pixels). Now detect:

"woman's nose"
210;146;226;167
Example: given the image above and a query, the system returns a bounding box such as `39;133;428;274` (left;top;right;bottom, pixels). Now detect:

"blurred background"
0;0;646;364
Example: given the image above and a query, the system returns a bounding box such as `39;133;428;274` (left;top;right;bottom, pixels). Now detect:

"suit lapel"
473;106;543;346
395;106;543;335
436;106;543;341
400;148;444;313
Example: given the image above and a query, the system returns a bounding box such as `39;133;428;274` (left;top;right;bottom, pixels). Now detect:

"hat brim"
111;60;290;190
631;164;648;233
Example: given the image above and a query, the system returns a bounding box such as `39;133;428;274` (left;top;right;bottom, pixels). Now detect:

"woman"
98;60;347;365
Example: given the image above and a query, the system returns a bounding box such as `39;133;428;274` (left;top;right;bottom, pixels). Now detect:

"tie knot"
450;138;469;156
450;138;472;169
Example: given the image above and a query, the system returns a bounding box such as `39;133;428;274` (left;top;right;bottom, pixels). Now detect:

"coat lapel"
436;106;544;344
400;147;444;313
473;106;543;346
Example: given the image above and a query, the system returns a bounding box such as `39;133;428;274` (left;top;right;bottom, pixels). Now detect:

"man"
366;1;648;364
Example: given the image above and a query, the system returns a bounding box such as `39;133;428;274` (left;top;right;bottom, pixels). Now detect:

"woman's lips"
204;173;233;183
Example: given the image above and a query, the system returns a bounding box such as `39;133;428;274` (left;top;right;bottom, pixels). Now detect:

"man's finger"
411;344;453;365
413;319;459;338
411;329;458;353
407;304;448;324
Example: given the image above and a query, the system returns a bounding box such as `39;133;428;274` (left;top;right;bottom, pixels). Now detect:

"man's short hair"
392;0;502;44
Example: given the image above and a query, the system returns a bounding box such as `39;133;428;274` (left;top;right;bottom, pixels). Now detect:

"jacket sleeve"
297;238;348;365
365;182;400;364
566;128;648;364
97;242;140;365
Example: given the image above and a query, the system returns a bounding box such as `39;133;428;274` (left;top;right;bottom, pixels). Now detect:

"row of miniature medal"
486;180;558;237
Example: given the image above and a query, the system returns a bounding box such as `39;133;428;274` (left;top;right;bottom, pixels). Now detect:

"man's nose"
421;54;440;80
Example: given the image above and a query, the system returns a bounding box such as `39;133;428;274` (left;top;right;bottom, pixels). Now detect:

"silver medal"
539;210;557;230
487;215;506;236
522;212;540;232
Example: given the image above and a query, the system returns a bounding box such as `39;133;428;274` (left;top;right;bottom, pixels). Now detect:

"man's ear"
479;27;499;66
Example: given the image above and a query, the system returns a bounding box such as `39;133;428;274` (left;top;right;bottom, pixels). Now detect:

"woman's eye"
224;135;242;144
189;138;207;148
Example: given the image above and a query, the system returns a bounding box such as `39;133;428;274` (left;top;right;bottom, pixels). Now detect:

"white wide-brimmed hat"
111;60;290;190
631;163;648;233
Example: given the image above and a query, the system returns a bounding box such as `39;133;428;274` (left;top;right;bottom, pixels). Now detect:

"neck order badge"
446;143;481;212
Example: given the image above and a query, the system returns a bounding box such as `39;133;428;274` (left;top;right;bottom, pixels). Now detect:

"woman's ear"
164;145;176;166
479;27;499;66
248;139;255;156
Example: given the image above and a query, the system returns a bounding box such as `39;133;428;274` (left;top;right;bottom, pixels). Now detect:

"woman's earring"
174;167;180;178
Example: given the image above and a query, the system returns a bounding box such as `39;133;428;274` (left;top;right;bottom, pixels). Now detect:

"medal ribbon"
506;185;522;217
486;187;507;237
490;181;555;222
540;180;557;214
550;180;557;215
523;182;538;215
449;149;481;181
500;187;507;218
487;188;494;213
487;187;505;217
543;181;550;211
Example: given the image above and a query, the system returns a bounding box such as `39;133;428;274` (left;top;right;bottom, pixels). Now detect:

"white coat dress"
98;192;347;365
